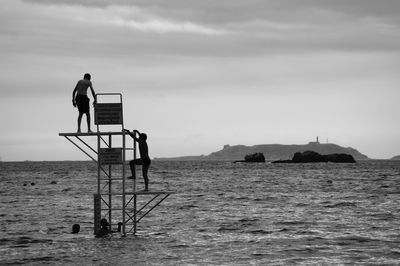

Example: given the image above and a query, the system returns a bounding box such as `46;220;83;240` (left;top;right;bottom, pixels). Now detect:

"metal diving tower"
59;93;174;236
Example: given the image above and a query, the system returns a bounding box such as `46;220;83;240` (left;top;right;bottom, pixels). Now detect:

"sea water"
0;160;400;265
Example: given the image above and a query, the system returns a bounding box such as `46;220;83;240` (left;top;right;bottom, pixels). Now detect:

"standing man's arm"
90;82;96;106
72;85;77;107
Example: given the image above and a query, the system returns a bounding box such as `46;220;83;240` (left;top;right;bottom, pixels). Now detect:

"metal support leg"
122;131;126;236
108;135;112;230
134;194;137;234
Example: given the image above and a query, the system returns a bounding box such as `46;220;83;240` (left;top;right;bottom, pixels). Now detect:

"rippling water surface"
1;160;400;265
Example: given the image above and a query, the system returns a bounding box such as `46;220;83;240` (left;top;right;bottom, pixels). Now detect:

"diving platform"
59;93;174;236
59;131;126;136
99;191;176;196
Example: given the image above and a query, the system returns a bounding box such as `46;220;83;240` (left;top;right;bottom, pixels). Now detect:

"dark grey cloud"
0;0;396;72
10;0;398;59
24;0;400;23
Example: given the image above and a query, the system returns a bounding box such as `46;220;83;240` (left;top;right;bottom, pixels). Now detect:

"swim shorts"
75;94;89;113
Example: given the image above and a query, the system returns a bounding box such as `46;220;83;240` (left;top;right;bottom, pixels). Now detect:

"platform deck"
59;131;125;137
100;191;175;196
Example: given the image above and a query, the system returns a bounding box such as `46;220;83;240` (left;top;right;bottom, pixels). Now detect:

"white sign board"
95;103;123;125
99;148;123;164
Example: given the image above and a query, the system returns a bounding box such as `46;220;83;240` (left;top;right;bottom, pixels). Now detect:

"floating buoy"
72;224;80;234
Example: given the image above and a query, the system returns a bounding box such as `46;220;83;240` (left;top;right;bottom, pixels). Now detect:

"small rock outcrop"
234;152;266;163
272;150;356;163
324;153;356;163
293;151;327;163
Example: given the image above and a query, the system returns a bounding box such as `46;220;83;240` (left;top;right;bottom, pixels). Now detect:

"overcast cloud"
0;0;399;160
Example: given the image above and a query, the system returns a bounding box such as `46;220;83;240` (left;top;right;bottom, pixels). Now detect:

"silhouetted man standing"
72;73;96;133
124;129;151;191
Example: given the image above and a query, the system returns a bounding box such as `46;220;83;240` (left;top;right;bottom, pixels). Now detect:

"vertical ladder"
95;93;129;235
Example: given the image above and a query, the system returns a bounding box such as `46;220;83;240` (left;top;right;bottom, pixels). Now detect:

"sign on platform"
95;103;122;125
99;148;123;164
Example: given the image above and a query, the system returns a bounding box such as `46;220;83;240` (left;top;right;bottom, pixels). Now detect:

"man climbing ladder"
123;129;151;191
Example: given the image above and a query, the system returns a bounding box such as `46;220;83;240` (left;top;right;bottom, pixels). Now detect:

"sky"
0;0;399;161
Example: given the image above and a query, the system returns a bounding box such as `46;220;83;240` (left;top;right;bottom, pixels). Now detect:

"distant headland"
155;140;369;161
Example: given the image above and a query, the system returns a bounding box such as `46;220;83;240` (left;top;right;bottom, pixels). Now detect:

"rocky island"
272;151;356;163
155;140;368;161
234;153;266;163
